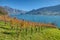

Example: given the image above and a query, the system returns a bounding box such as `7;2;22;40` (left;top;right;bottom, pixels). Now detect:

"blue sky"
0;0;60;11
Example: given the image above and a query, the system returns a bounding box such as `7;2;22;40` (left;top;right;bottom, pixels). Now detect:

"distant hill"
0;6;8;15
1;5;60;15
0;6;27;15
3;6;27;15
26;5;60;15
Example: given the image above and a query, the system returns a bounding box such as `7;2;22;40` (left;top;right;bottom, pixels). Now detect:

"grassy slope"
0;21;60;40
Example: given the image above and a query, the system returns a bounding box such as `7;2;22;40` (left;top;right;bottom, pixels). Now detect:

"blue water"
10;15;60;27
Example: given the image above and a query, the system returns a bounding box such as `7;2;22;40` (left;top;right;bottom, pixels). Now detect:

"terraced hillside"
0;15;59;40
0;21;60;40
0;15;56;28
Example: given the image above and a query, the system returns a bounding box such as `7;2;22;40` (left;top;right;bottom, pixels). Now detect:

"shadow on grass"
2;31;17;35
0;27;11;30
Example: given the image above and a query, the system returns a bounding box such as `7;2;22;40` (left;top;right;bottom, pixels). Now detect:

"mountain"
0;6;26;15
0;6;8;15
26;5;60;15
1;5;60;15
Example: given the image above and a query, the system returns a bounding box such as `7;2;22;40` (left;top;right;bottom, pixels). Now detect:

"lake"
10;15;60;28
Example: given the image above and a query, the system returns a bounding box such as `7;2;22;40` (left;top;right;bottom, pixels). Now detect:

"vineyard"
0;15;60;40
0;20;60;40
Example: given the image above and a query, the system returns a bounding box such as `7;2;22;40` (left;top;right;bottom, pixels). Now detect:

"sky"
0;0;60;11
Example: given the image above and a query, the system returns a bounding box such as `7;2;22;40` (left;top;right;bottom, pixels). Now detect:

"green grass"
0;21;60;40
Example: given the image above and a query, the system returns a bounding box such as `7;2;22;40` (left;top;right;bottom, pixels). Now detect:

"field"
0;21;60;40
